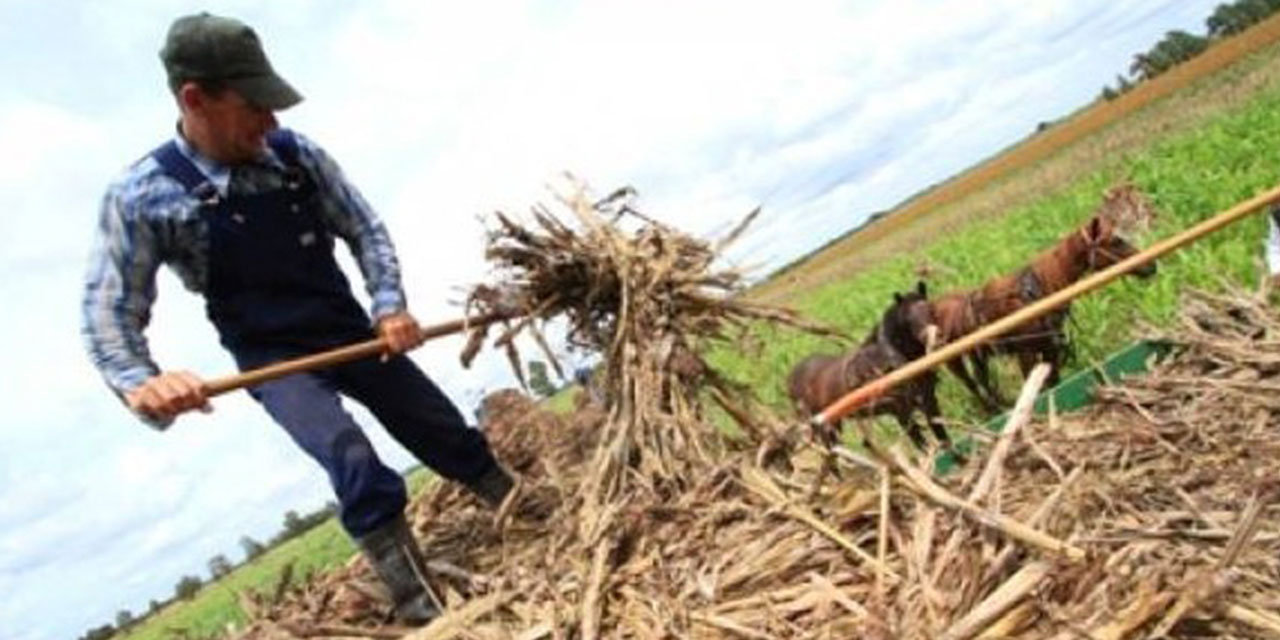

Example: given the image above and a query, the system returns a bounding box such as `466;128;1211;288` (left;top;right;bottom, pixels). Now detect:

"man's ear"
177;82;204;112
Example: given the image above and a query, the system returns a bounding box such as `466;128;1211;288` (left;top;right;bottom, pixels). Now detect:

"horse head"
884;280;937;359
1078;215;1157;278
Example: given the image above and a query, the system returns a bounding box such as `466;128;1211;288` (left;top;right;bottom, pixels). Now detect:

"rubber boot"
467;464;514;508
356;515;440;625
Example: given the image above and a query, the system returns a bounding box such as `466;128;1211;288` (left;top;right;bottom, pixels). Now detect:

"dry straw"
232;187;1279;639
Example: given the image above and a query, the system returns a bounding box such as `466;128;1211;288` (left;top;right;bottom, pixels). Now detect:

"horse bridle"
1080;226;1125;270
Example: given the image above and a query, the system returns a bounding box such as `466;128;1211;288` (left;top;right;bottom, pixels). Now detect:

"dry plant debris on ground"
231;185;1279;639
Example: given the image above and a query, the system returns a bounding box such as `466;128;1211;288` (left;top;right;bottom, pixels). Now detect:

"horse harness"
836;322;907;400
1080;224;1127;271
968;267;1070;350
1013;224;1123;334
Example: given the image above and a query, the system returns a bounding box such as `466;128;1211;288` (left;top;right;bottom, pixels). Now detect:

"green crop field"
117;469;432;639
116;520;354;640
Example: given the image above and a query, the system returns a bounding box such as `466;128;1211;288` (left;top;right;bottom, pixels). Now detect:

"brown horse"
787;282;954;452
932;215;1157;410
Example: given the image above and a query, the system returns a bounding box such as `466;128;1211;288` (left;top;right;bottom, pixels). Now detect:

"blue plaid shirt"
82;129;406;401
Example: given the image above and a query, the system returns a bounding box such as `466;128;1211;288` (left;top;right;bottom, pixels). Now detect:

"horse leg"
1017;349;1053;388
947;357;997;413
971;349;1007;410
915;375;965;464
1042;340;1063;388
918;376;950;446
893;402;928;452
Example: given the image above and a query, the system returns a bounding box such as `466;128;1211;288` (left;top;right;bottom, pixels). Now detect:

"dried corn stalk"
228;277;1280;638
463;178;841;531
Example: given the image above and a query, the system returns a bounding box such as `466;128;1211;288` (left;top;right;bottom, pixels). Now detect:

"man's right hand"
125;371;212;423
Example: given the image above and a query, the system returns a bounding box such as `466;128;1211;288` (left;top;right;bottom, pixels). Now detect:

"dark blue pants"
247;354;498;537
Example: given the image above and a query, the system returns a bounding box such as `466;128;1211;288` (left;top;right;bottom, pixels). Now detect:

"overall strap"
152;131;306;195
266;128;316;191
151;140;216;199
266;129;302;168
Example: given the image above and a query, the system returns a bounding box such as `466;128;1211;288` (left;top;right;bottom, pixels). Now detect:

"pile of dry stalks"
459;180;842;533
232;189;1279;638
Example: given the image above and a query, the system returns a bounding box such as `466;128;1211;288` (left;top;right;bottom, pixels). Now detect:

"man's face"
192;86;277;164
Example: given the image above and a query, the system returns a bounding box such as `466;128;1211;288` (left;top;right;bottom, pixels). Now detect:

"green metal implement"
934;339;1174;475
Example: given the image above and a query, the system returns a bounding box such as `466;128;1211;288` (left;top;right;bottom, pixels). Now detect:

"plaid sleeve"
291;131;407;320
81;184;170;429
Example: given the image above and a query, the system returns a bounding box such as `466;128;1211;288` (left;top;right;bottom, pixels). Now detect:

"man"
82;13;513;624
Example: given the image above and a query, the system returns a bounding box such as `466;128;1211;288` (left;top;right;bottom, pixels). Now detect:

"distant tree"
1245;0;1280;23
282;509;306;538
114;609;134;629
239;535;266;561
1154;30;1209;64
208;553;233;579
272;505;334;545
79;623;115;640
1209;0;1280;37
1128;52;1163;81
299;503;335;530
174;574;202;600
1208;2;1249;37
526;360;556;397
1247;0;1280;23
1129;30;1208;82
1241;0;1275;19
149;599;163;614
1101;73;1135;101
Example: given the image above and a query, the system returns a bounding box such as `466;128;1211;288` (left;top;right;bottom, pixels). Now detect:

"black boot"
356;515;440;625
467;464;514;508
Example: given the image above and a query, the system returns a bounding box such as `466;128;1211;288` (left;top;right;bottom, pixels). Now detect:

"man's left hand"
376;311;424;358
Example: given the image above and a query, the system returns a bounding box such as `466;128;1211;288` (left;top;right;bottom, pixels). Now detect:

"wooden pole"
815;183;1280;427
203;309;515;397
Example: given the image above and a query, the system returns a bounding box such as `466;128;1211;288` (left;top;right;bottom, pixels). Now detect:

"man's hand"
376;311;424;358
125;371;211;422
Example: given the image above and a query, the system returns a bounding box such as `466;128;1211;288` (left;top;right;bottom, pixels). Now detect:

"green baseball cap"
160;13;302;111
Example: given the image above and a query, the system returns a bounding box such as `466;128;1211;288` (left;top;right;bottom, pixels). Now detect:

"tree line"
76;502;336;640
1100;0;1280;100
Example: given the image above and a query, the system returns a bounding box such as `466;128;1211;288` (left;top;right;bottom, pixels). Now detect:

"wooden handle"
815;183;1280;426
203;309;515;397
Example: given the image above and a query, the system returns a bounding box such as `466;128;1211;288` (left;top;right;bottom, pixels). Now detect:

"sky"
0;1;1225;637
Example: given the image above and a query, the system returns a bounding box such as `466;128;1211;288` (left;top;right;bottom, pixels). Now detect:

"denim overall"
151;131;498;536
